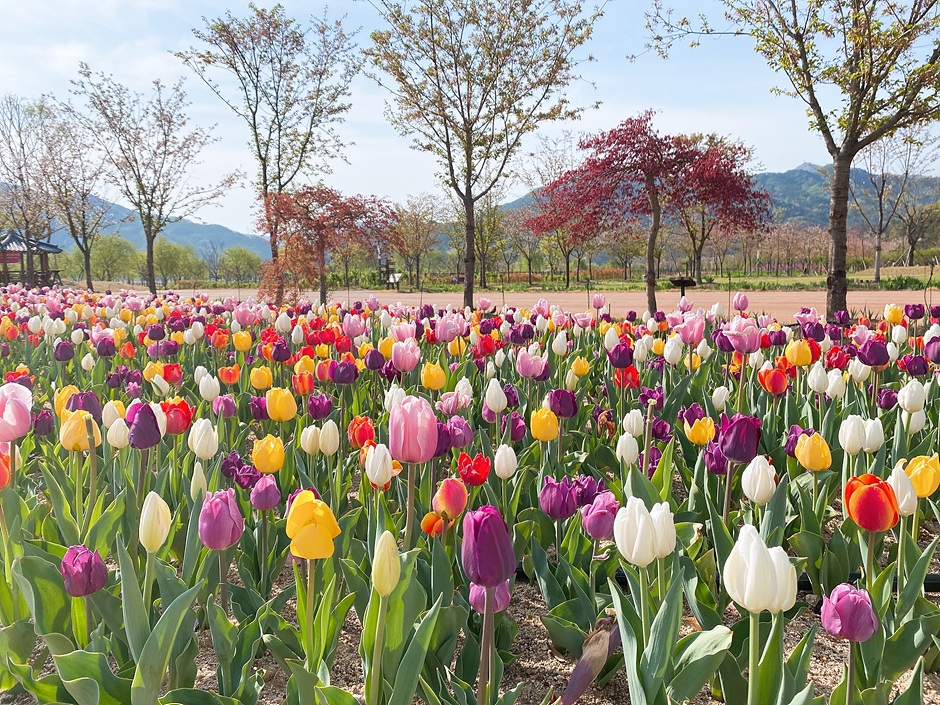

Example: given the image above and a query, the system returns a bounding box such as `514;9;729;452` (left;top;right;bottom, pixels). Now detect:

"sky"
0;0;831;235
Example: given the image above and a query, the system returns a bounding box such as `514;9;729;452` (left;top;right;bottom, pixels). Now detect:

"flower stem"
259;511;269;597
219;548;230;615
638;566;650;648
866;530;876;594
0;494;18;621
846;640;856;705
305;558;316;671
556;519;563;559
369;595;388;705
722;463;735;525
81;417;98;539
142;550;155;622
404;464;415;550
642;401;654;478
477;586;495;705
748;610;760;705
897;514;906;594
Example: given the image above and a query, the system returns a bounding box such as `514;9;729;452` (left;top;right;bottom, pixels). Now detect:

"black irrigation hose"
514;565;940;593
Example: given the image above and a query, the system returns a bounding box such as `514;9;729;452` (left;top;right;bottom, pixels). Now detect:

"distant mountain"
50;198;270;258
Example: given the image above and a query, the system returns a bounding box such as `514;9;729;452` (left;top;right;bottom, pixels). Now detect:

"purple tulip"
54;340;74;362
213;394;237;418
834;310;850;325
126;369;143;386
651;417;673;443
307;393;333;420
234;463;262;490
447;416;473;449
434;421;453;458
732;292;748;311
198;488;244;551
250;475;281;511
546;389;577;419
502;410;527;441
125;382;142;399
785;424;815;457
573;475;606;506
469;580;512;614
364;349;386;371
801;321;825;342
249;396;269;421
678;403;706;427
877;388;898;411
32;409;54;436
61;545;108;597
220;451;243;479
723;316;761;354
270;339;291;363
539;476;578;520
704;441;727;476
711;329;735;354
931;306;940;319
824;324;843;342
481;401;496;424
857;339;889;368
146;324;165;341
607;342;633;369
330;360;359;385
903;354;928;377
924;337;940;364
718;413;761;465
66;392;102;424
638;386;664;411
502;384;519;409
904;303;925;321
461;506;516;588
580;491;619;541
639;446;663;477
128;404;162;450
821;584;878;642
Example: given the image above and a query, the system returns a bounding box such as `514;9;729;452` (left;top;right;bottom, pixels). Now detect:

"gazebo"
0;230;63;287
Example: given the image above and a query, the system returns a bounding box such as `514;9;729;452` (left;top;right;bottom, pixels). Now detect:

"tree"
260;186;396;303
177;5;359;299
0;95;54;285
71;66;239;295
152;238;204;288
503;205;542;285
201;241;225;282
472;189;506;289
91;233;138;282
526;112;698;313
219;246;263;286
365;0;600;308
669;134;771;284
647;0;940;317
605;224;646;281
394;193;442;290
896;177;940;265
41;107;113;289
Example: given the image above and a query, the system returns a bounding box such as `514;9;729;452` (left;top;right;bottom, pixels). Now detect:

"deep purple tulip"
647;356;666;374
461;506;516;589
711;329;735;354
639;446;663;478
54;340;74;362
96;338;115;357
533;362;551;383
546;389;577;419
767;329;787;347
233;462;262;490
801;321;825;342
479;318;497;335
931;306;940;319
857;339;889;368
573;475;606;507
821;584;878;642
539;476;578;520
678;403;706;427
270;339;291;363
925;337;940;364
903;354;928;377
469;580;512;614
824;324;843;342
785;424;816;457
32;409;54;436
501;411;527;442
580;491;619;541
159;340;179;357
502;384;519;409
834;310;850;325
0;343;9;358
167;317;185;333
638;386;664;411
128;404;162;450
447;415;473;448
330;360;359;385
198;488;244;551
434;421;453;458
704;441;727;476
307;393;333;420
250;475;281;511
904;303;925;321
651;417;673;443
607;342;633;369
146;324;165;341
220;451;243;479
126;369;143;386
60;545;108;597
626;311;637;323
364;349;385;371
877;388;898;411
718;413;761;465
213;394;237;418
249;396;269;421
125;382;142;399
66;392;102;424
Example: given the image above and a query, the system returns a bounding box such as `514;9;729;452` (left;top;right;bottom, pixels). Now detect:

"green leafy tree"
647;0;940;316
364;0;600;308
91;233;138;282
152;238;204;288
219;246;263;285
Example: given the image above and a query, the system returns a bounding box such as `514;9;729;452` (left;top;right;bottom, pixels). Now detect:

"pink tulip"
723;315;761;355
592;294;606;310
675;314;705;346
391;322;416;343
516;349;546;379
391;339;421;372
389;395;437;464
0;383;33;442
342;313;365;338
678;296;693;312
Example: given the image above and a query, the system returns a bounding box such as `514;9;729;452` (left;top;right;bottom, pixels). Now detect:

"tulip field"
1;287;940;705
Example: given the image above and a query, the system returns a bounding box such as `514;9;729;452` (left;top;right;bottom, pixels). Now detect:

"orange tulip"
292;372;315;396
0;450;10;490
218;364;241;386
119;341;136;359
210;329;230;350
845;473;899;533
347;415;375;449
758;368;788;396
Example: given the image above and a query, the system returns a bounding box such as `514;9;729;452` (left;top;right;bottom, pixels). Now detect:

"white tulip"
494;349;506;368
892;325;909;345
649;502;676;560
81;353;96;372
150;374;169;397
898;379;926;413
767;547;797;613
748;351;764;369
300;425;320;455
552;330;568;357
319;420;339;456
188;418;219;460
838;415;867;456
190;321;204;339
848;358;871;383
494;444;518;479
455;376;474;399
712;386;730;413
70;329;85;345
102;400;124;429
384;383;406;412
888;463;918;517
663;337;683;365
613;497;657;568
723;524;780;613
365;443;394;487
106;418;129;449
199;374;221;402
887;342;900;363
741;456;777;506
193;365;208;385
615;433;639;465
604;327;620;352
711;302;725;319
565;369;579;391
902;409;926;434
191;461;208;501
485;378;507;413
863;418;884;453
696;339;712;361
807;362;828;393
291;325;304;345
275;312;292;333
622;409;645;438
826;369;846;399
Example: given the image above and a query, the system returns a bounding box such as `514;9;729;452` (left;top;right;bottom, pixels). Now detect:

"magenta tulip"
461;506;516;589
61;545;108;597
821;584;878;643
198;488;245;551
388;395;437;464
469;580;512;614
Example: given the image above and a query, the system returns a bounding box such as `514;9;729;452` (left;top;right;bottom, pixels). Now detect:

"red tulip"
161;398;194;435
458;452;491;487
347;416;375;450
845;474;899;532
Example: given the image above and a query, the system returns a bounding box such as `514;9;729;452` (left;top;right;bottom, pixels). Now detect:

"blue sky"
0;0;829;234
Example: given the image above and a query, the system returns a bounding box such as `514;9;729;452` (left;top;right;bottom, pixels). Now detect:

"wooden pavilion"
0;230;63;287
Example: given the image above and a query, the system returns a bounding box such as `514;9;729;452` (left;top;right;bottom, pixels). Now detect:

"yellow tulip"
784;339;812;367
421;362;447;391
113;328;127;345
250;366;274;390
903;455;940;498
54;385;78;419
265;387;297;423
233;330;253;352
357;342;374;359
651;338;665;356
294;355;316;375
252;434;285;474
684;417;715;446
59;409;102;452
571;356;590;377
143;361;164;382
315;344;330;359
795;433;831;472
448;337;467;356
286;490;341;559
378;336;395;360
119;308;133;323
531;407;559;442
170;331;185;345
884;304;904;325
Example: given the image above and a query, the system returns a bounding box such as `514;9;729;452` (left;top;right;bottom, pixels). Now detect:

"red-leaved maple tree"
258;186;398;304
526;111;770;312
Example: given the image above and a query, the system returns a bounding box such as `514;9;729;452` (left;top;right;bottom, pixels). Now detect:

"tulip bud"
807;362;828;393
461;506;516;588
319;420;340;456
848;358;871;383
723;524;783;613
485;378;507;414
191;461;207;500
102;400;125;429
603;327;620;352
494;444;517;479
615;433;638;465
106;418;130;449
199;489;244;551
250;474;281;511
300;425;320;455
365;443;394;487
81;353;96;372
887;463;917;517
898;379;926;413
767;547;797;613
826;369;846;399
711;386;730;413
188;418;219;460
742;455;776;506
373;530;401;597
902;409;926;434
60;545;108;597
649;502;676;560
622;409;644;438
838;415;866;456
139;491;171;554
863;418;884;453
613;497;657;568
199;374;221;402
821;584;878;642
663;337;683;365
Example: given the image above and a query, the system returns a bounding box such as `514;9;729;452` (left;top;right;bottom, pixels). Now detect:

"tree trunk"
269;220;283;306
318;238;328;305
827;154;853;318
564;254;570;289
146;235;157;295
907;243;916;266
645;175;660;314
416;253;421;290
874;229;882;284
694;244;704;285
527;258;532;285
463;196;475;308
83;247;93;291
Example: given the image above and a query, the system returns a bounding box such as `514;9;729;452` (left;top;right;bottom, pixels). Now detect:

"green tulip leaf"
780;622;817;704
159;689;239;705
667;625;733;703
881;613;940;682
11;556;74;656
314;685;360;705
756;613;784;704
897;537;940;624
640;574;682;688
40;463;80;548
115;538;149;663
130;582;203;705
891;656;923;705
608;578;648;705
86;489;127;559
388;595;442;705
55;649;132;705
